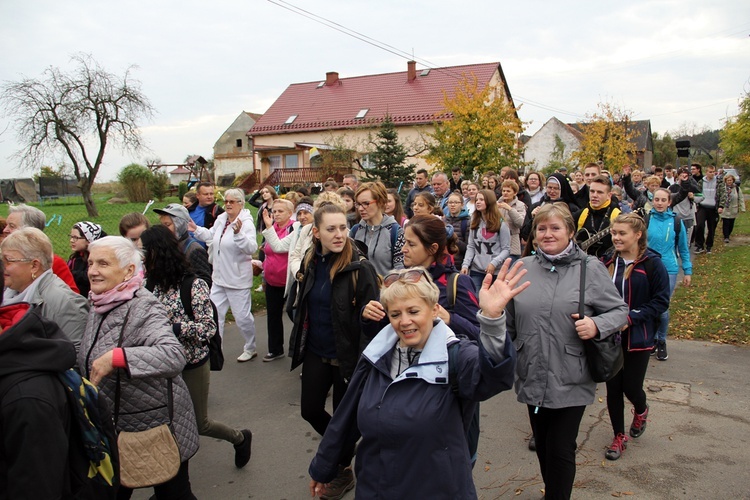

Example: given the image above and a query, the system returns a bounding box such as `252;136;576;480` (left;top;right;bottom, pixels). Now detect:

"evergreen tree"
363;115;415;189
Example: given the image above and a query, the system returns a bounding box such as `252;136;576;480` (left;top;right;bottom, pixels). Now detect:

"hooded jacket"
193;208;257;289
309;317;516;499
508;248;628;408
0;303;77;499
350;214;404;277
444;209;471;268
601;249;671;351
646;209;692;276
288;244;380;379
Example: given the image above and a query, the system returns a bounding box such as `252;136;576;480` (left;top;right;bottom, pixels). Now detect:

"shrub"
117;163;153;202
150;170;170;201
178;181;188;200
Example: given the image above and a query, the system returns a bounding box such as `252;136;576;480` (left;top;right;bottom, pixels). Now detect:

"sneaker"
656;341;668;361
262;352;285;362
724;238;730;244
649;344;657;356
630;405;649;438
254;284;264;292
706;248;712;254
320;466;355;500
237;350;257;362
234;429;252;468
605;433;628;461
695;247;705;254
528;436;536;451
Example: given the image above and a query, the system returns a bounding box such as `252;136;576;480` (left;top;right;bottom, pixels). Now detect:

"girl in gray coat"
508;204;628;499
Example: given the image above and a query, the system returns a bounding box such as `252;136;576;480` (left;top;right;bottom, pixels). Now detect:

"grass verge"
671;208;749;344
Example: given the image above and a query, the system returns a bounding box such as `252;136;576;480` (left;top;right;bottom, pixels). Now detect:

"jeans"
527;405;586;500
606;350;651;435
469;270;494;292
656;274;678;343
182;362;243;444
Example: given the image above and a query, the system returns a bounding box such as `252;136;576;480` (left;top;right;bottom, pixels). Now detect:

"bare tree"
0;53;154;216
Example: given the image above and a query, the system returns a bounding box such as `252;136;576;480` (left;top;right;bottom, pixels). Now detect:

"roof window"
284;115;298;125
316;81;325;88
355;109;369;119
420;68;431;77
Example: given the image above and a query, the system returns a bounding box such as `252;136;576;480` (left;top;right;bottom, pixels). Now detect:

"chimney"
407;60;416;82
325;71;339;86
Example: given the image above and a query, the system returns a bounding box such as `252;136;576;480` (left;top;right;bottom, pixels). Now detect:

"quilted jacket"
78;288;199;462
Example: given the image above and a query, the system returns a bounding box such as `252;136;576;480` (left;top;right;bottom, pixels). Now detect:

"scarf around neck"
537;240;576;262
89;274;143;314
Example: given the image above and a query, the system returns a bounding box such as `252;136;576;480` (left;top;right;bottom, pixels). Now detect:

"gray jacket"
78;288;199;462
507;248;628;409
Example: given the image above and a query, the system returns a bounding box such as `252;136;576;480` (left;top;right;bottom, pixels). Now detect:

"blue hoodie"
646;209;692;276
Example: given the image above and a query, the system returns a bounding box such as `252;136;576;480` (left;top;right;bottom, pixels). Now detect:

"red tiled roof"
249;62;509;136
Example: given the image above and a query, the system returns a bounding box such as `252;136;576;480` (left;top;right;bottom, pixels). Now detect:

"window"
355;108;369;119
360;154;374;169
284;154;299;168
284;115;298;125
236;139;242;148
268;155;281;172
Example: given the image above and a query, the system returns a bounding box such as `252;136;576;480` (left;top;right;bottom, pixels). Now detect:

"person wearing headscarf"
520;173;579;244
68;220;106;297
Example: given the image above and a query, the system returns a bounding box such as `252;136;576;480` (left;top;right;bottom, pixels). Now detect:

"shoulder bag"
113;310;181;489
579;255;624;383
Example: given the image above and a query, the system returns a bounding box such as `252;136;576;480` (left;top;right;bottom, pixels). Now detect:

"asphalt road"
134;314;750;499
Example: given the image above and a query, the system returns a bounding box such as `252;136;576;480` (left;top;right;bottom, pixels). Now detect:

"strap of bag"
579;255;587;318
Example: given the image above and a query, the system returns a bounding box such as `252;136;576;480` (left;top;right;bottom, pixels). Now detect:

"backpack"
643;212;682;251
447;341;481;465
349;223;400;252
445;272;460;311
180;274;224;371
0;370;119;498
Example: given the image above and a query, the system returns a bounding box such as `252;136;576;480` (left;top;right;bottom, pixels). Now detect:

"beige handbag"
113;314;181;489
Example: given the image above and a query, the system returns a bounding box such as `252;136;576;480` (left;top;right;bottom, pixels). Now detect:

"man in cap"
154;203;212;286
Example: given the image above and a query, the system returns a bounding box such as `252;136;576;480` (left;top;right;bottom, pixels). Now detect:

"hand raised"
478;258;530;319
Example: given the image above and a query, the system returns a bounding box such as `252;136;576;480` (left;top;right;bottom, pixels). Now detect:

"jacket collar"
363;319;457;385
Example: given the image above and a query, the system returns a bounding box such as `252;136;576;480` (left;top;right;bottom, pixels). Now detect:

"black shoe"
528;436;536;451
695;247;705;254
656;341;668;361
724;238;730;244
234;429;252;468
262;352;285;362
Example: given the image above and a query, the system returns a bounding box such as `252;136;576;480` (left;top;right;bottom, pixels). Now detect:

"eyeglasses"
224;199;242;205
69;235;87;241
355;200;375;209
2;257;33;265
447;200;462;205
383;269;428;288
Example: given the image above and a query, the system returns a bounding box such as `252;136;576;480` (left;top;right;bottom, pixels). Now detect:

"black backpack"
179;274;224;371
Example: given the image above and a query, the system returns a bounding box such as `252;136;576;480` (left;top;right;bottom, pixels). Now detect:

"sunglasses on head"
383;268;428;288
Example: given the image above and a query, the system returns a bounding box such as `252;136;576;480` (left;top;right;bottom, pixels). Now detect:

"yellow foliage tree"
571;102;637;170
426;74;524;177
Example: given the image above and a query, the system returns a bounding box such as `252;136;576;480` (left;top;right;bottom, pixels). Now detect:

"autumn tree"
571;102;637;170
426;74;523;178
720;90;750;176
362;115;415;189
0;54;154;217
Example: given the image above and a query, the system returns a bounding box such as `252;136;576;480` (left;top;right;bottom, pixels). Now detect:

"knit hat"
73;221;104;243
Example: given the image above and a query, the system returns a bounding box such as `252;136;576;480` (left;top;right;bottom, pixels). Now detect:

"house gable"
524;117;582;170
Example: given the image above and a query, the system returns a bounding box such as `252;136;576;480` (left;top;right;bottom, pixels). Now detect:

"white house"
523;117;583;171
213;111;262;183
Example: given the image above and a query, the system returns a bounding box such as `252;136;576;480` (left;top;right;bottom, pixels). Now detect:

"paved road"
135;315;750;499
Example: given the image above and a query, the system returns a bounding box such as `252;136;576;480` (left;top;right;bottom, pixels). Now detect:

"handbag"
579;255;624;383
113;311;181;489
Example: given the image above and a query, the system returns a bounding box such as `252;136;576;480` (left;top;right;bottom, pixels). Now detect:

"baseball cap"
153;203;190;222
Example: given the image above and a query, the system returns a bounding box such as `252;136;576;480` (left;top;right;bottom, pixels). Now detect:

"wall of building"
524;119;581;171
214;113;257;178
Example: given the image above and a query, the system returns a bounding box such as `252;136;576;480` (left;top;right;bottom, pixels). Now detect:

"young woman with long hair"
288;202;380;498
411;191;439;217
385;188;407;227
601;213;670;460
460;189;510;291
141;225;253;469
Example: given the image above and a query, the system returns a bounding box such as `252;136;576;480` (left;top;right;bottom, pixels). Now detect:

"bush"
150;170;170;201
117;163;153;202
178;181;188;200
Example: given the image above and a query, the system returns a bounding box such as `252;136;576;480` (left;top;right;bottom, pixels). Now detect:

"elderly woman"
188;188;259;362
154;203;212;287
350;181;405;276
2;227;89;351
78;236;199;499
720;173;746;243
510;204;628;499
497;179;529;262
309;263;524;498
68;221;106;297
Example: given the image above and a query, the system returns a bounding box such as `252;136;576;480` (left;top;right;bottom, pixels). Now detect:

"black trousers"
265;284;286;355
606;349;650;435
722;218;736;240
527;405;586;500
694;206;718;250
117;460;196;500
300;350;354;466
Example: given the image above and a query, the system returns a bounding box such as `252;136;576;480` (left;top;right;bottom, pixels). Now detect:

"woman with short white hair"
189;188;259;362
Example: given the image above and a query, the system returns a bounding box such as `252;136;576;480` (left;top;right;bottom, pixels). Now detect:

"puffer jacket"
508;248;628;409
78;288;199;462
288;244;380;379
601;249;671;351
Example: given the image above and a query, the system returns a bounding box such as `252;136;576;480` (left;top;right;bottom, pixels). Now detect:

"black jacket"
188;201;224;229
288;245;380;379
0;303;77;500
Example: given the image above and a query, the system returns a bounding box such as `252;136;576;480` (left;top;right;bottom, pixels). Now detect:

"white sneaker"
237;350;257;362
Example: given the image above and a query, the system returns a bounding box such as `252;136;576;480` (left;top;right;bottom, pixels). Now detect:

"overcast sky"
1;0;748;181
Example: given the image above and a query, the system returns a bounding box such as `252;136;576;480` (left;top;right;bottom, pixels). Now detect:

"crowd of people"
0;162;744;499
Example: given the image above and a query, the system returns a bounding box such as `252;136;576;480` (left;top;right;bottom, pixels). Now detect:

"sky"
1;0;748;182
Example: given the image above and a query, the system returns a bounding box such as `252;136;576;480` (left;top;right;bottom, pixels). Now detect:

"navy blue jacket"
601;249;670;351
309;318;515;498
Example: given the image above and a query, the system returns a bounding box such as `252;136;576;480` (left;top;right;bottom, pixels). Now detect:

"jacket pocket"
514;339;530;381
560;343;586;385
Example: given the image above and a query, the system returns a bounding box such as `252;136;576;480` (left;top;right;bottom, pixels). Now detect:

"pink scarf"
89;275;144;314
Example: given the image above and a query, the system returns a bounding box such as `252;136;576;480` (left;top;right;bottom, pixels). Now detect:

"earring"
31;273;36;280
